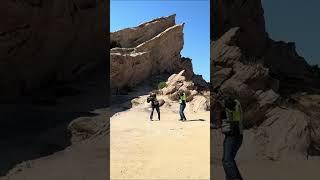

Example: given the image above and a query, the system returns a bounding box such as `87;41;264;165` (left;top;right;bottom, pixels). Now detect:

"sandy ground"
212;159;320;180
211;130;320;180
1;137;108;180
111;106;210;180
0;107;109;180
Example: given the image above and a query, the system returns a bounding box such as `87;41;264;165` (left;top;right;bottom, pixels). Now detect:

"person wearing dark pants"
223;133;243;180
147;92;160;121
214;91;244;180
178;91;187;121
150;105;160;121
179;102;186;120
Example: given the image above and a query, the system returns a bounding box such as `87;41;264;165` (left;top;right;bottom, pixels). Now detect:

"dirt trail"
111;106;210;180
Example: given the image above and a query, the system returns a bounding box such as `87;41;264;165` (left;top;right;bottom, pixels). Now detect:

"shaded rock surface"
212;0;320;159
0;0;107;100
0;0;108;178
0;71;109;178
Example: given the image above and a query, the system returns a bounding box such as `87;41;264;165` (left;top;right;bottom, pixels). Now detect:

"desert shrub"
154;89;162;95
158;82;167;89
131;99;140;106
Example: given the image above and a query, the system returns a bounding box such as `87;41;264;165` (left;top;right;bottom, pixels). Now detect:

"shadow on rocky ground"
110;74;170;116
0;69;109;176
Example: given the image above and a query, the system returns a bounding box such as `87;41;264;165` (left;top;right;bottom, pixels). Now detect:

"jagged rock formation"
162;70;198;101
212;0;267;56
0;0;107;100
111;15;176;48
212;0;320;159
212;0;320;95
129;70;210;113
163;70;210;112
110;15;208;91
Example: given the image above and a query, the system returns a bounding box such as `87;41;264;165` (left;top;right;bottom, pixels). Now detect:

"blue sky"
110;0;210;81
262;0;320;66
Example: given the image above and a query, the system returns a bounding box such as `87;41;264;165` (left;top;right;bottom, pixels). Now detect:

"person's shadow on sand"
184;119;206;122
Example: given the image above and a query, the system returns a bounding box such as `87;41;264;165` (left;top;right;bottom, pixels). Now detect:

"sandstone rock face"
212;0;267;56
162;70;196;101
212;0;320;158
212;28;279;118
189;95;210;112
263;40;320;94
111;51;152;89
110;15;208;91
0;0;107;100
111;14;176;48
257;89;279;107
243;107;310;160
293;95;320;156
212;0;320;94
160;70;210;111
68;116;100;143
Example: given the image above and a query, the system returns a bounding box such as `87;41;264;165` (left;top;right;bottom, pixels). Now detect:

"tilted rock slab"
110;15;196;90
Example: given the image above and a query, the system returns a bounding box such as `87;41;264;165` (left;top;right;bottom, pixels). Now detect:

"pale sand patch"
111;108;210;180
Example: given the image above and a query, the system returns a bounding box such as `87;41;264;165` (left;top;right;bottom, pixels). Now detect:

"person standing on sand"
213;90;244;180
147;92;160;121
178;91;187;121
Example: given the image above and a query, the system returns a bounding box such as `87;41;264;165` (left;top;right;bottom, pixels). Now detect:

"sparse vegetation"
131;99;140;106
158;81;167;89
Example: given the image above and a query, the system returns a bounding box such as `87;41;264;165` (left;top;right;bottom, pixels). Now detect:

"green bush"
158;82;167;89
131;99;140;106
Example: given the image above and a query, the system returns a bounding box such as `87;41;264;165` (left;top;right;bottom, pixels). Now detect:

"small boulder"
158;99;165;106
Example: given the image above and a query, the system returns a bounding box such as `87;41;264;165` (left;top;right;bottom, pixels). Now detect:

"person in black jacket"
213;90;244;180
147;92;160;121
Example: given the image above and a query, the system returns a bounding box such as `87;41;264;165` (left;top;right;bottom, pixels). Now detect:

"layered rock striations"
110;14;208;91
212;0;320;159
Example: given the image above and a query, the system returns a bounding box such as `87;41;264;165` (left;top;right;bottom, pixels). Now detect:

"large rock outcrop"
129;70;210;113
212;0;267;56
263;40;320;94
212;0;320;159
110;15;207;91
0;0;107;100
212;0;320;95
111;14;176;48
